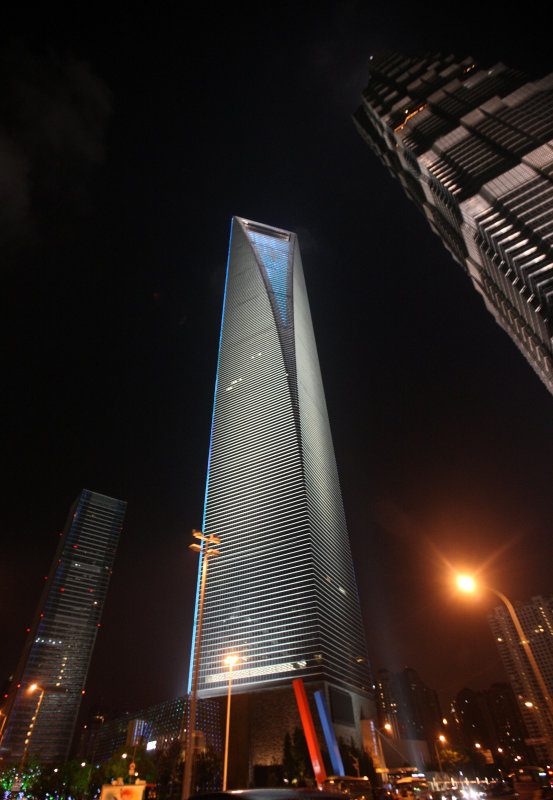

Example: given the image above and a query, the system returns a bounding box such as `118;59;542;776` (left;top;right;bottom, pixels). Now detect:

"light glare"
457;575;475;593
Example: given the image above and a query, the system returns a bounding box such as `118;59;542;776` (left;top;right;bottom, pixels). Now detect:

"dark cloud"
0;40;112;253
0;133;30;244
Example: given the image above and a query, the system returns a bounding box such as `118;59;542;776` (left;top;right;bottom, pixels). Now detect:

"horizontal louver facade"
193;217;372;701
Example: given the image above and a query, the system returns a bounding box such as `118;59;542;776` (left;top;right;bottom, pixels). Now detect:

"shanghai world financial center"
191;217;373;777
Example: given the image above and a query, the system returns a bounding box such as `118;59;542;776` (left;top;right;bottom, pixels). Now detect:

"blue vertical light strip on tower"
246;230;289;325
314;690;345;776
187;218;234;695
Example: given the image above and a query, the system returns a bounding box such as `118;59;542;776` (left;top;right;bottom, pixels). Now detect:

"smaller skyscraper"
489;596;553;763
0;490;126;763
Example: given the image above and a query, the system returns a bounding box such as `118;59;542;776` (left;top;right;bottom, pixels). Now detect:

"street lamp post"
457;575;553;758
435;735;446;773
182;530;220;800
222;654;238;791
20;684;45;773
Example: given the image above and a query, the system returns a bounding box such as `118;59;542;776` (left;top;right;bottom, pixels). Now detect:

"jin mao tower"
190;217;373;779
354;52;553;394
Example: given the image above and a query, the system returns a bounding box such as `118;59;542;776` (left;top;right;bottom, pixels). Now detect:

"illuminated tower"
354;52;553;394
0;490;126;763
191;217;373;777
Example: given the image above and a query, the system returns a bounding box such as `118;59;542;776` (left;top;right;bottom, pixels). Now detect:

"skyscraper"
0;490;126;763
191;217;373;779
488;596;553;763
375;667;442;769
486;683;532;762
354;51;553;394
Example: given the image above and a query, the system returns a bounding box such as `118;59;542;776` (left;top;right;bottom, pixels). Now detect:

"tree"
291;726;313;784
337;737;376;781
282;732;295;782
193;746;222;793
439;747;469;772
280;727;314;785
0;759;43;798
97;746;156;786
155;740;183;800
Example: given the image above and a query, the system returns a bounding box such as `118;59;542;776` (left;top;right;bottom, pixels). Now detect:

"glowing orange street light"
435;735;447;773
223;654;239;791
457;575;475;593
384;722;392;733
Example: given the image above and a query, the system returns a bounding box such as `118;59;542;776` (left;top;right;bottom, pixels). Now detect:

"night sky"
1;1;552;728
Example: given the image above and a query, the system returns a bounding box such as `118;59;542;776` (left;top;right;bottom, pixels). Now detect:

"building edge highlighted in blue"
315;690;345;776
187;218;234;696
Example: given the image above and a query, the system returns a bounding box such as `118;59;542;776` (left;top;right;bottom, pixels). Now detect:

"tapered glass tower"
190;218;372;751
0;490;126;763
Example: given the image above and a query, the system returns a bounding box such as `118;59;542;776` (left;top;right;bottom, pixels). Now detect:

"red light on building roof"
26;628;30;632
60;588;64;592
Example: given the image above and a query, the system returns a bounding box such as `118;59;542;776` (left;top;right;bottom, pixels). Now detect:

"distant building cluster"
375;665;534;771
81;695;222;765
355;51;553;394
450;684;532;763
